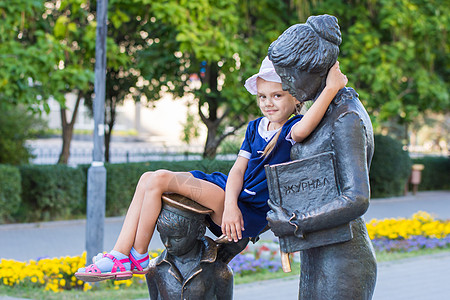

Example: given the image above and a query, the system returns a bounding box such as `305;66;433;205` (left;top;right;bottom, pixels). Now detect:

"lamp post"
86;0;108;263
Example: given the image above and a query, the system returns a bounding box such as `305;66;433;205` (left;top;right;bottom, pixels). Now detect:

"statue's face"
158;224;198;257
274;66;323;102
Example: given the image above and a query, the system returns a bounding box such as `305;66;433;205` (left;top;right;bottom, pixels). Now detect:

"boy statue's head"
156;194;210;257
147;194;234;300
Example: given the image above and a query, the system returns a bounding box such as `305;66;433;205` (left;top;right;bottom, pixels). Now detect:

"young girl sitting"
75;56;347;282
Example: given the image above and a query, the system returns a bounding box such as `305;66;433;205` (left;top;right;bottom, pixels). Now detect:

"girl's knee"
144;170;172;191
138;171;153;186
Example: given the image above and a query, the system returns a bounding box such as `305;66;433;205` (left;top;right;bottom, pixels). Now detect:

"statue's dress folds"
291;87;377;299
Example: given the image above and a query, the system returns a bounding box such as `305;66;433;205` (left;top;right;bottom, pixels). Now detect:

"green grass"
1;248;450;300
234;263;301;285
375;247;450;262
0;285;149;300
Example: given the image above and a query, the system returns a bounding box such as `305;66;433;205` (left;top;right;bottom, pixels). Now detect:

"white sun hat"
244;56;282;95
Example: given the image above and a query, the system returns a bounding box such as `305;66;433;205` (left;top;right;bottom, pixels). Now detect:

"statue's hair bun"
307;15;342;46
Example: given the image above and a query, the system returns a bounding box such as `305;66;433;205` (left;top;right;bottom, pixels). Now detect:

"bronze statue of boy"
146;194;233;299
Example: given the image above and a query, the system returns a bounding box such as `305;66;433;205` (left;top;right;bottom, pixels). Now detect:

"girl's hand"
221;203;245;242
326;61;348;93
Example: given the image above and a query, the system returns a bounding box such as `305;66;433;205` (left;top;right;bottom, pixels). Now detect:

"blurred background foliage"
0;0;448;163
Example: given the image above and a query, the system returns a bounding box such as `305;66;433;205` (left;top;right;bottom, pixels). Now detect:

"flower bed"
0;251;161;293
1;211;450;293
371;235;450;252
233;211;450;275
229;242;286;276
1;253;88;292
366;211;450;240
367;211;450;252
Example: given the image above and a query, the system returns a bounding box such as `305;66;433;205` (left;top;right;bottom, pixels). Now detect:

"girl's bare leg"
113;170;225;255
111;171;155;255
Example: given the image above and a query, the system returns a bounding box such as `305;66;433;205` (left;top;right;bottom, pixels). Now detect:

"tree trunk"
58;92;83;164
198;62;249;158
202;117;248;159
200;62;221;159
58;121;73;164
203;124;220;159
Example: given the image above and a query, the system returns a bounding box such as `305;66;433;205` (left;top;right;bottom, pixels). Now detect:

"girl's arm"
221;155;249;242
291;61;348;143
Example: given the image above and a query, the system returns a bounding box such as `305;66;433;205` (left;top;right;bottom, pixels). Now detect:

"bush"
102;162;151;217
103;160;234;216
370;134;412;198
411;156;450;191
17;165;86;222
0;165;22;223
0;106;46;165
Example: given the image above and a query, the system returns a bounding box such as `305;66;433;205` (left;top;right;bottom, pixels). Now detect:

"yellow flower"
83;283;92;291
367;211;450;240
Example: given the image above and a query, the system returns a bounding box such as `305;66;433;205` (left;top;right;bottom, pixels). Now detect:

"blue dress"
190;115;302;238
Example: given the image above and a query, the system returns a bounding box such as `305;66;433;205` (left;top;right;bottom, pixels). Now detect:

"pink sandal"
75;253;133;282
130;253;150;275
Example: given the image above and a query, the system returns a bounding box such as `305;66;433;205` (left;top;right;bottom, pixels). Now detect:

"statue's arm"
214;264;233;300
292;111;371;233
146;265;160;300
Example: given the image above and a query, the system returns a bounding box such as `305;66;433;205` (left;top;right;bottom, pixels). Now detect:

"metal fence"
30;145;237;166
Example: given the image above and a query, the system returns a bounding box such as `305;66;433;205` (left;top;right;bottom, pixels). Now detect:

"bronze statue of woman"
266;15;377;299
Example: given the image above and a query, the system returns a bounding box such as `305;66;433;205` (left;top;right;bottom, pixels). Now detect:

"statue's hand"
267;199;303;238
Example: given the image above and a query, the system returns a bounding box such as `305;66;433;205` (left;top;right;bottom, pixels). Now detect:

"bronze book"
265;151;353;253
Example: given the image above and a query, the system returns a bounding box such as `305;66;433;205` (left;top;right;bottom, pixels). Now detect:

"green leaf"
54;16;69;38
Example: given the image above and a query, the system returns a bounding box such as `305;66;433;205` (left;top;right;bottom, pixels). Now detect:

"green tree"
309;0;449;142
0;1;66;112
134;0;305;158
96;0;448;158
45;1;96;164
1;1;96;164
34;0;129;164
84;0;159;162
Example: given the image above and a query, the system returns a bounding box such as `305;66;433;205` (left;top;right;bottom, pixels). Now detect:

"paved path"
233;251;450;300
234;190;450;300
363;190;450;221
1;191;450;299
0;216;142;261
